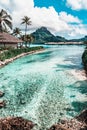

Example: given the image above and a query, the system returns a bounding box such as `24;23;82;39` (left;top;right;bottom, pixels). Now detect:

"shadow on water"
23;50;53;64
55;64;80;70
14;77;45;106
72;101;87;112
64;54;83;68
66;80;87;116
68;80;87;94
54;53;83;71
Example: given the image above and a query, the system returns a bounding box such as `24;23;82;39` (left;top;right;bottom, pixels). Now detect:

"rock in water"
76;109;87;123
0;91;4;97
49;124;71;130
0;100;6;108
0;117;35;130
49;109;87;130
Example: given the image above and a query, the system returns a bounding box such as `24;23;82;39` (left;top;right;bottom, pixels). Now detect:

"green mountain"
31;27;87;44
68;36;87;42
80;36;87;42
31;27;67;43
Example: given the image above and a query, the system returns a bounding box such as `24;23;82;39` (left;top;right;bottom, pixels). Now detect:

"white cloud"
0;0;10;6
67;0;87;10
59;12;81;23
0;0;87;39
66;24;87;39
12;0;34;10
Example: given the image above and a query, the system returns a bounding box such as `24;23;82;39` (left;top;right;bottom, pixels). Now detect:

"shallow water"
0;45;87;130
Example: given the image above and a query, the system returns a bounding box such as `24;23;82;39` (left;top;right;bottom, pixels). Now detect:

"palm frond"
21;16;31;24
3;22;7;29
4;19;12;29
13;27;22;36
27;21;31;25
0;9;12;32
21;21;25;24
3;15;12;20
3;22;10;33
1;9;7;16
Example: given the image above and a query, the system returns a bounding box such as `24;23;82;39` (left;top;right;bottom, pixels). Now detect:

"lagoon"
0;45;87;130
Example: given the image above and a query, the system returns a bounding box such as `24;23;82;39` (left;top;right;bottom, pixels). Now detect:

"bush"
84;41;87;44
0;46;14;51
0;46;43;61
82;47;87;72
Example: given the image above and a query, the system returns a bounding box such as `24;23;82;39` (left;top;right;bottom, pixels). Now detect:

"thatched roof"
0;32;23;43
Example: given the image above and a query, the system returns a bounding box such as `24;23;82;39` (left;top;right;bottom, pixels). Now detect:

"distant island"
31;27;87;44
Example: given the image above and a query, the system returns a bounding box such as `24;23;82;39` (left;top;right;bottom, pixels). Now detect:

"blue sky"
0;0;87;39
34;0;87;39
34;0;87;24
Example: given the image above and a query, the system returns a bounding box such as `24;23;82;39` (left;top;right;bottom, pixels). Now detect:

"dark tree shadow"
55;53;84;71
66;80;87;116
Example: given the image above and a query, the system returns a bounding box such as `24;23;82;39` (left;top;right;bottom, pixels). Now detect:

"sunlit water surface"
0;45;87;130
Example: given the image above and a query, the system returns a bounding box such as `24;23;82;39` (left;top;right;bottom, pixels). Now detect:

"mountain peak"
35;26;52;35
31;27;67;43
39;27;48;31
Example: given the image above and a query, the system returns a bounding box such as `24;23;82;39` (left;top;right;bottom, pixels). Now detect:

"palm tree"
21;16;31;40
26;35;34;47
12;27;23;48
13;27;22;37
0;9;12;32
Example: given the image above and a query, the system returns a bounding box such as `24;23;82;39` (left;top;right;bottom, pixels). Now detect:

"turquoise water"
0;45;87;130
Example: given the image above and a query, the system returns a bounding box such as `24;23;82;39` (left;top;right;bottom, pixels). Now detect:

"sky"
0;0;87;39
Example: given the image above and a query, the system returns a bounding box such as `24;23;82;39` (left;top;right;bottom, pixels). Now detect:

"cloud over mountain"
0;0;87;39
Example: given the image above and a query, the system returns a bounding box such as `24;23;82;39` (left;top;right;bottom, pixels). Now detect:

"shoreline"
0;48;45;68
45;42;84;45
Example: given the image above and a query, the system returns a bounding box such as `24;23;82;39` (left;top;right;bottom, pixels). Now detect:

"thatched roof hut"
0;32;23;48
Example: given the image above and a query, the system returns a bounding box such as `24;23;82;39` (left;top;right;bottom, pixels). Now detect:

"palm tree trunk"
25;24;27;47
26;43;28;47
29;42;30;47
25;24;27;37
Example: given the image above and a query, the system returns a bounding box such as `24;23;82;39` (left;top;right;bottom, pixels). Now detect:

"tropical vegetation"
21;16;32;47
21;34;34;47
0;46;43;61
0;9;43;63
0;9;12;32
21;16;31;39
13;27;21;37
82;46;87;73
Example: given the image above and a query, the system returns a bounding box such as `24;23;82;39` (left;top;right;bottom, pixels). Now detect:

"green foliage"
0;9;12;32
12;27;22;37
21;16;31;37
0;46;14;51
21;16;31;26
83;41;87;44
0;46;43;61
82;47;87;72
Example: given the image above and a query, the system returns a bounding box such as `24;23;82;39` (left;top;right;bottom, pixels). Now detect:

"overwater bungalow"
0;32;23;48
